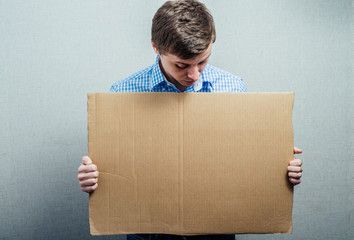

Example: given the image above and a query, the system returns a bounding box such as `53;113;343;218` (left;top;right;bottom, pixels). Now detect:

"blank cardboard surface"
88;93;294;235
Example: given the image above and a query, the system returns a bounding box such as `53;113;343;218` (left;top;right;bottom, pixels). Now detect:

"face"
152;42;213;92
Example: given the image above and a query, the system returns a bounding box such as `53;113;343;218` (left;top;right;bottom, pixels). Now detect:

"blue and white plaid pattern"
109;56;247;93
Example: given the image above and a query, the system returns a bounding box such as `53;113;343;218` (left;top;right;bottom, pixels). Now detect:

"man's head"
151;0;215;59
151;0;215;91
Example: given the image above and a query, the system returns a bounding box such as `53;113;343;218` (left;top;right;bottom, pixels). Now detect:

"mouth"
184;79;197;84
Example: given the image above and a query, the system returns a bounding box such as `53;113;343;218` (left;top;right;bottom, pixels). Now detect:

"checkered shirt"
109;56;247;93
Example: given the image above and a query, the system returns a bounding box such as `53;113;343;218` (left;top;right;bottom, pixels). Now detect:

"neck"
158;57;187;92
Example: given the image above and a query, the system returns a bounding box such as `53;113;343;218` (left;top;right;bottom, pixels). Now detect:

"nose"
187;66;201;81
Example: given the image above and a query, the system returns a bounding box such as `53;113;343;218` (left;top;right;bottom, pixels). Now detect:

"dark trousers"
127;234;235;240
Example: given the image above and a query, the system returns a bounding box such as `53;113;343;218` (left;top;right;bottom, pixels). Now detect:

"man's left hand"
288;147;303;185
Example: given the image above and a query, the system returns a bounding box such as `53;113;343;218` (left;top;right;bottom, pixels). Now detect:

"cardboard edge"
287;223;293;234
87;93;98;235
87;93;96;158
288;92;295;235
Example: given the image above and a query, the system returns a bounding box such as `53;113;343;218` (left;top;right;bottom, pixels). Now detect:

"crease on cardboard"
132;97;140;234
131;98;142;234
97;171;135;183
154;219;173;231
178;95;184;233
108;175;111;234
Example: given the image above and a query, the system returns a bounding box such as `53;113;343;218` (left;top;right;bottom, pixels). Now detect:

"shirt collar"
150;55;166;91
149;55;214;92
198;64;214;91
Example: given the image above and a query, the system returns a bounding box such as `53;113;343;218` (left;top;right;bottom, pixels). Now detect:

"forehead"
165;43;213;64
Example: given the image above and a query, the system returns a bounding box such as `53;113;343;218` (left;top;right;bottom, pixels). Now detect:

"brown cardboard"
88;92;294;235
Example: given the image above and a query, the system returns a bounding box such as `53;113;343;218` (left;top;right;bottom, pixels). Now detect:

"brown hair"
151;0;216;59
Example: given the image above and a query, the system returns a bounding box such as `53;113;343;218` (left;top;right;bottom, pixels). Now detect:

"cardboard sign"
88;93;294;235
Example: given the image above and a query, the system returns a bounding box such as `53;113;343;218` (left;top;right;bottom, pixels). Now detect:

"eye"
175;64;187;70
198;60;206;65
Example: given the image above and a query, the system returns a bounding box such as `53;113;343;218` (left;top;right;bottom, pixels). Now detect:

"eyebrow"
176;53;212;66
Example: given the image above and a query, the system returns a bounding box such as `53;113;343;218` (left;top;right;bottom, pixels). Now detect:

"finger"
294;147;303;154
81;183;98;193
288;165;303;173
289;178;301;185
289;159;302;166
78;164;97;174
288;172;302;178
78;171;99;181
82;156;92;165
80;177;98;187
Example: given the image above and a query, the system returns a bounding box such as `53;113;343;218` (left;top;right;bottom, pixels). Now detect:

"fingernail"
84;157;92;165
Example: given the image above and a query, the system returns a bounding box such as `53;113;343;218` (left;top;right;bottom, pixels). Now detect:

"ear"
151;41;159;54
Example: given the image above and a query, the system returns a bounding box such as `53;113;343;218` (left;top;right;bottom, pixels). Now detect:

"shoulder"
109;65;153;92
203;65;248;93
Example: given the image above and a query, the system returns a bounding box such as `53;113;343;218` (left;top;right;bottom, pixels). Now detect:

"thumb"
82;156;92;165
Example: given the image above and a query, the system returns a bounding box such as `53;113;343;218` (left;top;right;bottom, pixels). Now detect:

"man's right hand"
78;156;99;193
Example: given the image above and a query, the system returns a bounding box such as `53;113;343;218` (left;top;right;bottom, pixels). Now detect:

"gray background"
1;0;353;239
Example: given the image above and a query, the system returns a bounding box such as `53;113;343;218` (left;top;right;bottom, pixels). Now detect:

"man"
78;1;303;239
